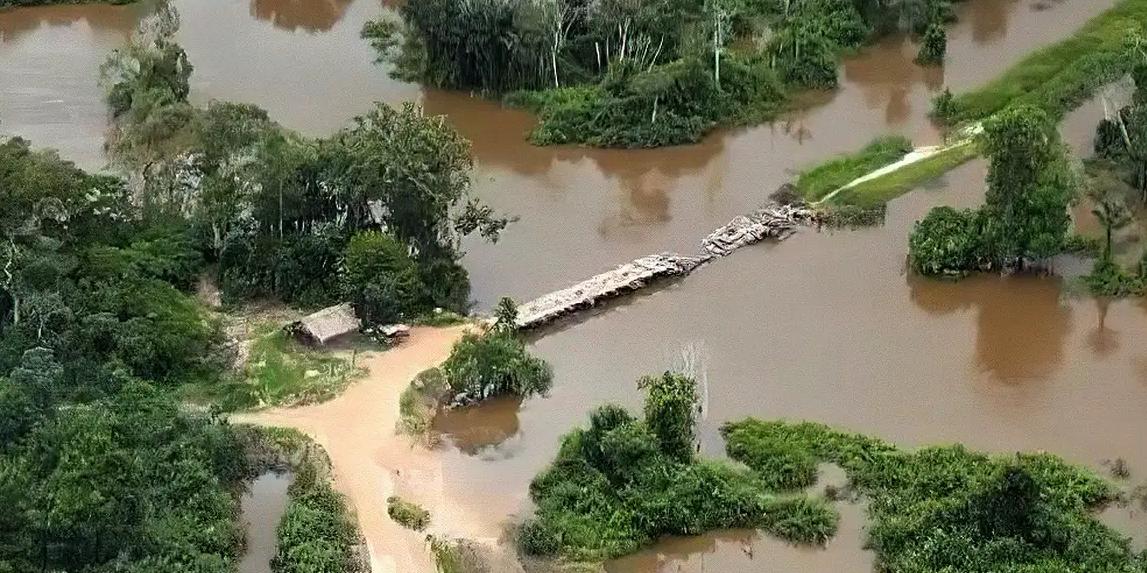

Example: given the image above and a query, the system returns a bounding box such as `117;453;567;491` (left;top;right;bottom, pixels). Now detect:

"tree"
908;206;984;275
1091;191;1131;261
342;231;427;327
980;105;1073;266
637;371;700;462
916;22;946;65
493;296;519;331
440;331;553;404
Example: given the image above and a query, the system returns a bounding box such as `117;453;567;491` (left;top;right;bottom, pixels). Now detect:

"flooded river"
2;0;1145;571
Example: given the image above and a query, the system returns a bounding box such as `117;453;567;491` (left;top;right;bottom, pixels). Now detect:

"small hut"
286;303;360;346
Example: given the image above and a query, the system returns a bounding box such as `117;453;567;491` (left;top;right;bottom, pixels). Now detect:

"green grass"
826;140;980;207
397;367;449;436
796;136;914;201
942;0;1147;124
387;496;431;531
244;325;365;408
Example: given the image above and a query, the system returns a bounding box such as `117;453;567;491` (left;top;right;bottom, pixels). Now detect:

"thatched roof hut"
286;303;360;345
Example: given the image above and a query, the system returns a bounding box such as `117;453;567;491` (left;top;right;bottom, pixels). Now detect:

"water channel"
2;0;1145;570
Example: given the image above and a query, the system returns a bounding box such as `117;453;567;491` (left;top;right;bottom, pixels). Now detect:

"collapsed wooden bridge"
515;203;814;329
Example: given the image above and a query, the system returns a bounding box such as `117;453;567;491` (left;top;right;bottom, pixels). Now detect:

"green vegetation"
916;22;947;65
237;427;366;573
519;372;838;563
440;327;553;406
102;5;509;318
937;0;1147;124
398;367;450;436
721;419;1145;573
241;327;364;408
387;496;431;531
796;135;913;202
827;140;980;206
909;106;1073;275
273;450;365;573
367;0;958;148
815;203;888;228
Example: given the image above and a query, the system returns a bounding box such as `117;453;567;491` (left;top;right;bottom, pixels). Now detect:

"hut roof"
289;303;360;345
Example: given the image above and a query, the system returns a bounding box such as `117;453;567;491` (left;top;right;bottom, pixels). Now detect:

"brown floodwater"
3;0;1145;570
238;471;293;573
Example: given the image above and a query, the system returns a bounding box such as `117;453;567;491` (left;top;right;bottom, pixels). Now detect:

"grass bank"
825;140;981;207
796;136;913;202
939;0;1147;124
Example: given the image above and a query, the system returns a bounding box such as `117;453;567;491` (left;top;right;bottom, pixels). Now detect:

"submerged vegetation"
519;371;839;562
722;419;1146;573
387;496;431;531
366;0;956;148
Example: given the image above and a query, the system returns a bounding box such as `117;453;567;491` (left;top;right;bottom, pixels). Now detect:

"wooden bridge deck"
514;203;814;330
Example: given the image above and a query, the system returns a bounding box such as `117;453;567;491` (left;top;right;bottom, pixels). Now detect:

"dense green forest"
365;0;958;147
0;2;507;570
101;3;509;321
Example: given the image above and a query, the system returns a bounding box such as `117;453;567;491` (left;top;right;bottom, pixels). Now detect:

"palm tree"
1092;192;1131;261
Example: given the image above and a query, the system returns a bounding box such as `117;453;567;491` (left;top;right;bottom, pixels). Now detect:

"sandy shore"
236;324;505;573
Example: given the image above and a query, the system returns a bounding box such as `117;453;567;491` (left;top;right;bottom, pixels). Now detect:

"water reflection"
0;3;138;43
908;275;1070;382
842;36;946;126
250;0;353;33
433;396;522;455
967;0;1017;43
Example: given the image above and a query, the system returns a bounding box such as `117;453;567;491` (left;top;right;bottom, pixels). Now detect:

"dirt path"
235;324;502;573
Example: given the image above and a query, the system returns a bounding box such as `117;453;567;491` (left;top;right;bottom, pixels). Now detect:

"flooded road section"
3;1;1145;571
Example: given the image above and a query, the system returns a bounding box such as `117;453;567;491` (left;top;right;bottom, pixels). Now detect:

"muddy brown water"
238;471;293;573
3;0;1145;570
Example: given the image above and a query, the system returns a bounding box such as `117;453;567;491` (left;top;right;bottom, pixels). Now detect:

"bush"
440;331;552;405
1083;258;1145;297
343;231;428;327
521;376;839;562
908;206;985;275
916;23;947;65
386;496;430;531
272;462;362;573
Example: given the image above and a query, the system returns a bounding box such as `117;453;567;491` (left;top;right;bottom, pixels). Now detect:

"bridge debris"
702;203;815;257
515;253;706;329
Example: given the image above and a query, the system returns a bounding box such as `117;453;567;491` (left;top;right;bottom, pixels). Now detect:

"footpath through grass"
796;136;913;202
825;140;981;207
940;0;1147;124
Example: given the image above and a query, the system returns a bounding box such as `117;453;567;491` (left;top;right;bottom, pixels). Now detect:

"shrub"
522;378;839;563
343;231;428;327
916;23;947;65
440;331;552;405
386;496;430;531
1083;258;1145;297
908;206;985;275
